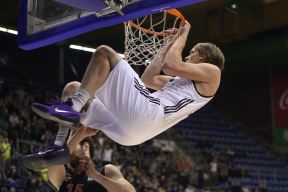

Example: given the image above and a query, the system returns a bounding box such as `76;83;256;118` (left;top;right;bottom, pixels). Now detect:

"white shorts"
81;60;164;146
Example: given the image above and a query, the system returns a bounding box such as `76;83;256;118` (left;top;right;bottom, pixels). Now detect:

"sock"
71;88;90;112
54;125;70;146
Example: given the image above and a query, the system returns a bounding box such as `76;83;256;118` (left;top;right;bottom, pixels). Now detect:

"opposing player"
31;20;224;147
23;126;136;192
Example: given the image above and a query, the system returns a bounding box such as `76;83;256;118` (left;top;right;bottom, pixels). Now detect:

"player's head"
186;43;225;72
70;138;94;174
70;137;94;158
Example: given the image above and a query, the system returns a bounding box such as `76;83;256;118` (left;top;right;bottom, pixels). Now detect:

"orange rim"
128;9;186;36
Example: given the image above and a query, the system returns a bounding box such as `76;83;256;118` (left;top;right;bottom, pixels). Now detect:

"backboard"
18;0;206;50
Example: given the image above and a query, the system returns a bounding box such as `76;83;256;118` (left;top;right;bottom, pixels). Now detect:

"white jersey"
81;60;213;146
81;60;164;146
150;77;213;137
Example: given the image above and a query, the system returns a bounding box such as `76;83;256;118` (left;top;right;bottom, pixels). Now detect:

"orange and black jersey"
59;168;107;192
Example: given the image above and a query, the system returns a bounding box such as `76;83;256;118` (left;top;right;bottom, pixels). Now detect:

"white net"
124;9;185;66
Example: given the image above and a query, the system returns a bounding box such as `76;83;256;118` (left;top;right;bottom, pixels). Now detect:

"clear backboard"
18;0;207;50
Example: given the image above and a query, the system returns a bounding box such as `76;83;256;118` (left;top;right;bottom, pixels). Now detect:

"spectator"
210;157;218;185
8;112;19;127
184;181;196;192
101;142;114;165
0;135;11;170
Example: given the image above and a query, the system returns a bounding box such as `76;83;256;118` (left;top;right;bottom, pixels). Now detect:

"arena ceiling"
1;0;288;64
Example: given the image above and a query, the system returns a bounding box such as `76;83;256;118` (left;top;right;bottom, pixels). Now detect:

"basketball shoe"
22;145;70;171
31;98;81;126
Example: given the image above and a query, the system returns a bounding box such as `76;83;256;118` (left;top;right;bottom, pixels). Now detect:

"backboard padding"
18;0;207;50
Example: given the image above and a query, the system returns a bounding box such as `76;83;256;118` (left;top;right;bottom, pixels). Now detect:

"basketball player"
48;128;106;192
54;127;135;192
31;20;224;152
23;126;135;192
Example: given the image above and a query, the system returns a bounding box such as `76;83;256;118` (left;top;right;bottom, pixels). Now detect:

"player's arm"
140;61;172;90
87;162;136;192
164;61;220;83
48;165;66;191
163;21;220;82
67;126;98;153
140;30;179;90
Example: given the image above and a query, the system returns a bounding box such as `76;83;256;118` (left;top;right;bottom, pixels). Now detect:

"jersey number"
67;184;84;192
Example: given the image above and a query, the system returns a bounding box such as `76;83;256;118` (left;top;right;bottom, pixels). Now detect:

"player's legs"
79;45;122;98
23;81;84;171
22;126;98;171
31;45;122;125
70;45;122;112
22;81;80;170
54;81;81;146
71;45;122;112
62;81;82;99
21;144;70;171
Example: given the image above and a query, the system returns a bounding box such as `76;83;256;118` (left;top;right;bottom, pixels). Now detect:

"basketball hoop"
124;9;186;66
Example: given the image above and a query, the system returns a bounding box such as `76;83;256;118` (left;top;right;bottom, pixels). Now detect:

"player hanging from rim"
30;21;224;167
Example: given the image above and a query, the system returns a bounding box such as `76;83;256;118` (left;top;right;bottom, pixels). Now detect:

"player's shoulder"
200;62;221;72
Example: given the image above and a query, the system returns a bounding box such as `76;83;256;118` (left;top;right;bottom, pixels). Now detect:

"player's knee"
94;45;113;57
62;81;81;100
93;45;122;69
